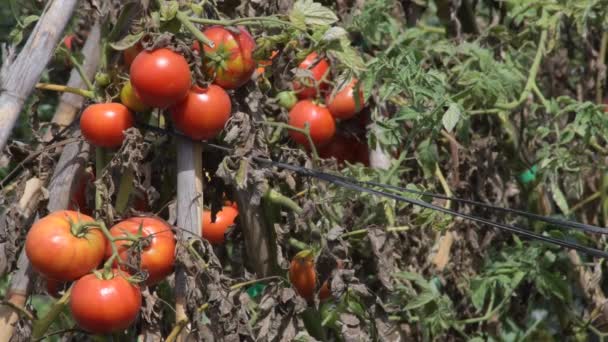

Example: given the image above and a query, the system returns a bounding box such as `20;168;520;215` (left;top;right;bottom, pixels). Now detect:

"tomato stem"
114;168;134;216
66;50;95;91
265;189;302;214
165;318;189;342
35;83;95;99
94;147;106;211
229;276;283;290
31;285;72;340
187;15;298;31
256;120;319;161
175;11;214;48
288;238;309;251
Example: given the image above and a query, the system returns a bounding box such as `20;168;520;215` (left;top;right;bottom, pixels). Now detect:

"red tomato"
63;35;75;50
201;206;238;244
289;250;316;301
288;100;336;147
70;269;141;334
292;52;330;99
80;103;134;148
170;85;232;140
318;134;356;165
201;26;256;89
326;79;365;119
105;216;176;285
123;43;143;68
129;48;191;108
25;211;106;282
120;80;148;113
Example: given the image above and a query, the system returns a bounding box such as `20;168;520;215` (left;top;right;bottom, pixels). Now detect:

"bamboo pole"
0;21;101;339
175;137;204;341
0;0;79;152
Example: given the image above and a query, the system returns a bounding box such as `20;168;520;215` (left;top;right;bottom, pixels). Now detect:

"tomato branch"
31;286;72;340
257;121;319;161
176;11;215;48
35;83;94;99
187;16;295;30
114;169;134;215
265;189;303;214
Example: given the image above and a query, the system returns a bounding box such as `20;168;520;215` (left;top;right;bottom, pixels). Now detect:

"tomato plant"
129;48;191;108
292;52;330;99
289;250;316;301
105;216;176;285
170;85;232;140
326;79;365;119
80;103;134;148
120;80;148;113
25;211;106;282
201;206;239;244
69;269;142;334
288;100;336;147
198;26;256;89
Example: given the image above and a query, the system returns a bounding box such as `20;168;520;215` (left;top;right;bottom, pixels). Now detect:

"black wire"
137;122;608;259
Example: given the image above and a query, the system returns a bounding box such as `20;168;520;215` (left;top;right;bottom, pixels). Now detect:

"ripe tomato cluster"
24;211;176;334
80;26;259;149
285;52;369;166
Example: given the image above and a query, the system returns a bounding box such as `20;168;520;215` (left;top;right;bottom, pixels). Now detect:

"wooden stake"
175;137;203;341
0;0;79;152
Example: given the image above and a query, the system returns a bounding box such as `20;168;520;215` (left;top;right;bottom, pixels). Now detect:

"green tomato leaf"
322;26;348;41
22;15;39;28
291;0;338;27
110;31;144;51
442;103;461;133
160;1;179;21
550;178;570;214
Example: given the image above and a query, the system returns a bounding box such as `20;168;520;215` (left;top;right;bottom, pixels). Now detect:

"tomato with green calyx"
326;79;365;120
202;206;239;244
25;211;106;282
130;48;191;108
70;269;141;334
170;85;232;140
105;216;175;285
123;43;143;68
199;26;256;89
288;100;336;147
80;103;134;148
292;52;330;99
120;80;148;113
289;250;316;301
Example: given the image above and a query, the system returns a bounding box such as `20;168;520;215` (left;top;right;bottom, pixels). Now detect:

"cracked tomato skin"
105;216;176;285
202;206;239;244
170;85;232;140
293;52;330;99
200;26;256;89
80;103;134;148
70;269;141;334
129;48;191;108
25;211;106;282
288;100;336;147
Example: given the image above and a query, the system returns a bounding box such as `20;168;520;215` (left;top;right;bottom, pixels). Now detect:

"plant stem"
289;237;309;250
340;226;410;239
435;163;452;209
31;286;72;339
495;11;548;110
266;189;303;214
257;120;319;160
187;16;294;29
36;83;94;99
230;276;283;290
95;147;105;211
165;318;188;342
115;168;134;215
67;53;95;91
569;191;600;214
176;11;214;48
597;31;608;104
